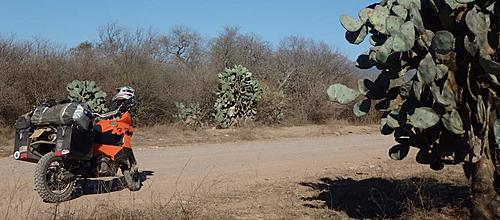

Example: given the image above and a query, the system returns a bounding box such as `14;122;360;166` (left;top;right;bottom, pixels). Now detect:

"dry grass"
53;198;233;220
2;178;232;220
1;155;231;220
0;126;13;157
133;120;378;148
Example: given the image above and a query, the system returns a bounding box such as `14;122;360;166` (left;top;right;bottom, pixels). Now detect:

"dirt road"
0;134;395;219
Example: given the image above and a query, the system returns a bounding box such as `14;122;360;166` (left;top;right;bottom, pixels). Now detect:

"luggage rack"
30;140;56;146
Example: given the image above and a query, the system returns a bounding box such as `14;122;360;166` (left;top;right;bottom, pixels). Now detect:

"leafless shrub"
274;36;357;123
0;24;365;126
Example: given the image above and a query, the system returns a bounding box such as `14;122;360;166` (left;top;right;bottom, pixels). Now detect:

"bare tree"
209;26;272;77
97;22;127;57
276;36;355;122
159;25;203;68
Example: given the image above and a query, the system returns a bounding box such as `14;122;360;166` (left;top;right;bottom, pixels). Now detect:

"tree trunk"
471;157;500;219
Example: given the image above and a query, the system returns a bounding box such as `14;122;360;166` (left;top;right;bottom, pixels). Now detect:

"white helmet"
113;86;135;108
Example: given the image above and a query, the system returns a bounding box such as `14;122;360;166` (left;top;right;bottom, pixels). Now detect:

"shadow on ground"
74;170;154;198
300;177;470;219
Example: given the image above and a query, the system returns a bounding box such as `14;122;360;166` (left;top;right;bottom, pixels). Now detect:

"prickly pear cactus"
67;80;108;113
331;0;500;169
214;65;263;128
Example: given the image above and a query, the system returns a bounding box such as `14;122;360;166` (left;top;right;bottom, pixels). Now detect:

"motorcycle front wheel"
34;152;75;203
123;166;141;191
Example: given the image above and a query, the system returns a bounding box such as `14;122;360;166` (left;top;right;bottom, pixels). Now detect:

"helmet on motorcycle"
113;86;136;108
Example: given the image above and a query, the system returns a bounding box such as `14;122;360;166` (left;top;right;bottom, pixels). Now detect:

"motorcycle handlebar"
91;109;119;119
88;103;125;119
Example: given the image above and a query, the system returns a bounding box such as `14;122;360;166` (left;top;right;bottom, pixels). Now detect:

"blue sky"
0;0;374;59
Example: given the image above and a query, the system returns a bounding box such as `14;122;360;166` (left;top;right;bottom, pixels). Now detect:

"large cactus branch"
330;0;499;218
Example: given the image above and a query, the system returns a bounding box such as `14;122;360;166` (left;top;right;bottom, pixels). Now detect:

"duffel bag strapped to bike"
31;102;91;130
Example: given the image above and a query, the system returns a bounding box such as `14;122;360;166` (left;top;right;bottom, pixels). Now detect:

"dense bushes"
256;84;286;124
0;24;361;126
173;102;204;127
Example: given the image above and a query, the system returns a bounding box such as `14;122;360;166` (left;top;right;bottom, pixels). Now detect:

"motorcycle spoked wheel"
123;166;141;191
34;152;75;203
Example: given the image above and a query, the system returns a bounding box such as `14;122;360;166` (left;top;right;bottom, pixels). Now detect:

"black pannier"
15;115;31;130
56;125;93;160
13;116;39;162
31;103;91;130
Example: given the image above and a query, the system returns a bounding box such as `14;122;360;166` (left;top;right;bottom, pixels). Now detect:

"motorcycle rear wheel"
34;152;75;203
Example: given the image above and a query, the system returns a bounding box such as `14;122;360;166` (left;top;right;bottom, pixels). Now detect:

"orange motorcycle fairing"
93;111;134;160
94;144;123;161
96;112;134;135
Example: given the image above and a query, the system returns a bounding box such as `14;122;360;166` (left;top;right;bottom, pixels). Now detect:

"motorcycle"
13;98;141;203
